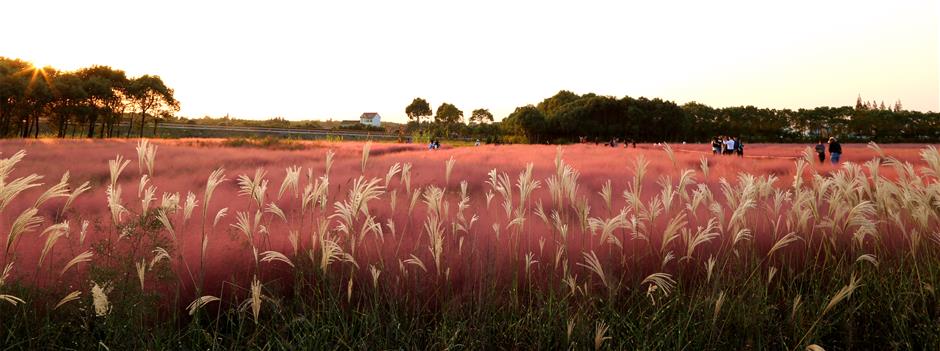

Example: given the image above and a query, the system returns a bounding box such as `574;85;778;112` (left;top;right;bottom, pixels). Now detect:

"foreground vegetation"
0;141;939;349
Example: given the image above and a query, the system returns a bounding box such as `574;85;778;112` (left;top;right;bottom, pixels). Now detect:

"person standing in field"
828;137;842;164
711;137;721;155
724;137;735;155
734;137;744;157
814;140;826;163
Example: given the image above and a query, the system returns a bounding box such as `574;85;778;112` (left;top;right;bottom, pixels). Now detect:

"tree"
469;108;494;124
502;105;545;143
405;97;432;124
537;90;580;117
127;75;178;138
434;102;463;136
77;66;129;138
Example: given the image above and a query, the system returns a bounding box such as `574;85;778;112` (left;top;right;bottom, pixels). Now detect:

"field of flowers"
1;139;939;349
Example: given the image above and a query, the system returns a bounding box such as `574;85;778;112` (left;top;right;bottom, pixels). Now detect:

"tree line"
0;57;178;138
499;91;940;143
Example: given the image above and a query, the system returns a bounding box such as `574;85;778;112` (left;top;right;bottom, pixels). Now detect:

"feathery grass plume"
182;191;198;224
713;291;726;325
684;217;719;260
919;146;940;180
444;156;456;186
260;250;294;267
867;141;885;159
594;320;611;351
0;262;12;286
54;290;81;310
106;184;127;225
248;276;262;323
0;150;44;212
156;209;176;240
237;168;269;209
277;165;302;200
516;163;541;206
38;221;69;267
705;256;716;283
264;203;288;223
213;208;228;227
0;293;24;306
700;156;710;179
767;232;800;258
807;345;826;351
150;247;171;269
599;180;613;212
108;154;130;190
33;172;71;208
360;141;372;174
63;178;91;214
855;254;879;267
792;294;803;320
91;281;112;317
486;168;513;214
319;237;350;272
187;295;221;316
204;168;226;206
801;147;816;165
161;192;180;213
388;189;398;213
136;258;146;289
577;251;609;289
643;272;676;298
61;250;93;276
524;252;538;277
384;162;401;188
230;211;254;242
566;318;576;343
369;264;381;289
662;142;677;169
324;149;336;176
79;220;89;245
822;273;861;316
588;210;628;249
140;185;156;215
400;162;412;194
301;176;330;212
403;254;428;273
5;207;42;255
767;266;778;285
135;139;157;175
424;214;445;275
660;212;688;253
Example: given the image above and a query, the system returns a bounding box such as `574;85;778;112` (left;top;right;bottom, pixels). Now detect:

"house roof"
360;112;380;118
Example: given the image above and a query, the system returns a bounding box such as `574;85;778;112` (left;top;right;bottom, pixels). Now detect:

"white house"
359;112;381;127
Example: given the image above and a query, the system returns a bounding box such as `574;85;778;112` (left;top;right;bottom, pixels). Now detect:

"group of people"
427;139;441;150
814;137;842;164
711;136;744;156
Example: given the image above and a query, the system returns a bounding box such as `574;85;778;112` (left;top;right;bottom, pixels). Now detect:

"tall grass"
0;141;938;349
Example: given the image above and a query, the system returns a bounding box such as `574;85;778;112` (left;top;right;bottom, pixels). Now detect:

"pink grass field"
0;139;937;301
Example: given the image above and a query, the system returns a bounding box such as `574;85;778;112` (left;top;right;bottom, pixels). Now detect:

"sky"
2;0;937;123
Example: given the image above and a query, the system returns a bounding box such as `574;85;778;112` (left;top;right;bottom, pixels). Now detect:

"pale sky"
2;0;938;122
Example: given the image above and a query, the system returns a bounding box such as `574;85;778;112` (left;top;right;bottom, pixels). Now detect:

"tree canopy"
405;97;432;124
0;57;177;138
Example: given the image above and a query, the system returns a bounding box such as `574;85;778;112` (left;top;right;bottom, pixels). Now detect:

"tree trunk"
33;115;39;138
153;118;158;136
86;116;97;138
57;116;67;138
139;111;146;138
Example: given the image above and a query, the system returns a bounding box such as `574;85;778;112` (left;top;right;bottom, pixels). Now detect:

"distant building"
360;112;381;127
